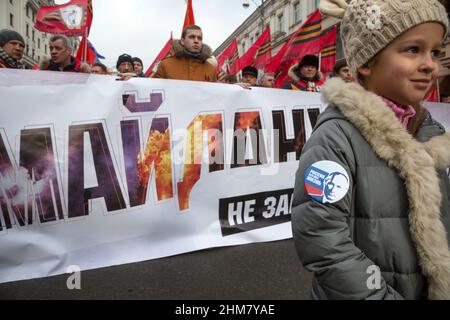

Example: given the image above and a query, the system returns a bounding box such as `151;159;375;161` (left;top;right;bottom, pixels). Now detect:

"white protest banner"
0;69;325;284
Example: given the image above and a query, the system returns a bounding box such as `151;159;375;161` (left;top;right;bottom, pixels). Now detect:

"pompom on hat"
319;0;449;75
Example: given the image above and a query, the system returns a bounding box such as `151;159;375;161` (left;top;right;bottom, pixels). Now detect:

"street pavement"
0;239;312;300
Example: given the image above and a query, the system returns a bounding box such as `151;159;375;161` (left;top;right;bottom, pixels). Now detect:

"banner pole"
84;29;88;64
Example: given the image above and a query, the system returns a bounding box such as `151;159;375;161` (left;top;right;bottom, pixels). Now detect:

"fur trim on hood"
322;78;450;300
172;39;213;62
288;62;323;82
39;57;51;71
206;55;218;68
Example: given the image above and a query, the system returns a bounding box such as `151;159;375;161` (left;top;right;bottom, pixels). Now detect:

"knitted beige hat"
319;0;449;75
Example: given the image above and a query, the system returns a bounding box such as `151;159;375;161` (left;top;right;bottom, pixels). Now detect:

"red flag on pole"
217;39;240;76
425;81;440;102
320;26;337;78
183;0;195;29
76;37;94;64
145;34;174;78
274;10;322;88
238;26;272;71
35;0;93;37
76;36;105;65
265;40;289;73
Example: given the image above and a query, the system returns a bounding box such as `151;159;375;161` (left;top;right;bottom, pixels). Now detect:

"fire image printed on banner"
0;87;321;233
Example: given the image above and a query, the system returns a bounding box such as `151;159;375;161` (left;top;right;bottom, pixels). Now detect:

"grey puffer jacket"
292;78;450;300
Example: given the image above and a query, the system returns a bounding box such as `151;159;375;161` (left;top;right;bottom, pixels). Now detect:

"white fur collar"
322;78;450;299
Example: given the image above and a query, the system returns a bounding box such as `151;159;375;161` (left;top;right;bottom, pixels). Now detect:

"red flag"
35;0;93;37
425;83;440;102
183;0;195;30
217;39;240;76
145;34;174;78
239;26;272;71
265;40;289;73
75;37;105;65
320;26;337;78
275;10;322;88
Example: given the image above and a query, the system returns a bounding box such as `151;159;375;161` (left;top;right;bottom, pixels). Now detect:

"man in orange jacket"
154;25;217;82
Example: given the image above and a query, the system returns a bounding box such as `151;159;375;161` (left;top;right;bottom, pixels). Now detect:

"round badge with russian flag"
304;161;350;204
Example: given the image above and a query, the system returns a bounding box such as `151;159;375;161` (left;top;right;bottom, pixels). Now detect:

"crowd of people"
0;24;357;91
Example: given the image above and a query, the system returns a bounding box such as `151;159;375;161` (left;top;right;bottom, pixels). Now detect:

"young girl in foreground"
292;0;450;299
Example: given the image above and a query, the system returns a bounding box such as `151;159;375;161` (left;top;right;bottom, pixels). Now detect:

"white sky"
55;0;256;69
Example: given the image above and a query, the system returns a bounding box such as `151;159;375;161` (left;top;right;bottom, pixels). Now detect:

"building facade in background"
0;0;79;68
214;0;342;62
214;0;450;98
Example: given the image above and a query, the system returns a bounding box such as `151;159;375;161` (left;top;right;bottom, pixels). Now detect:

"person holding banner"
116;54;135;74
0;29;25;69
282;55;324;92
241;66;259;87
259;72;276;88
292;0;450;300
332;59;353;83
132;57;145;77
154;25;217;82
91;62;108;75
115;54;137;81
41;35;90;73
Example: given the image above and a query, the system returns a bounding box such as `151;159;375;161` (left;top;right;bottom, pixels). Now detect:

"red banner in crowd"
76;37;94;65
145;34;174;78
274;10;322;88
75;37;105;65
265;40;289;74
217;39;240;76
183;0;196;30
320;26;337;78
35;0;93;37
239;26;272;71
426;83;440;102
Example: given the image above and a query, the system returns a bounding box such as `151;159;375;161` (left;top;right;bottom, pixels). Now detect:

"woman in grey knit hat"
291;0;450;299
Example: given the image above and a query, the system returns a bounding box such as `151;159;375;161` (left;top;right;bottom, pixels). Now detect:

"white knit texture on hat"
320;0;449;75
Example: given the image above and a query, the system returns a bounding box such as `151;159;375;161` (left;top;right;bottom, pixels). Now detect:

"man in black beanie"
116;54;135;74
0;29;25;69
241;66;259;87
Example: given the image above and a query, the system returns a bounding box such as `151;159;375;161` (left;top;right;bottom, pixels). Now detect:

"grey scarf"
181;47;206;61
